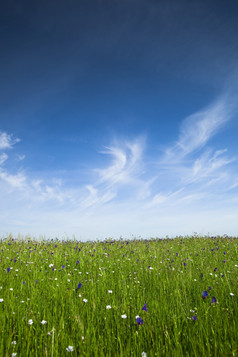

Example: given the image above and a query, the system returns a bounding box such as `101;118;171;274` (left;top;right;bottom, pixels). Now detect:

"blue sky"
1;0;238;240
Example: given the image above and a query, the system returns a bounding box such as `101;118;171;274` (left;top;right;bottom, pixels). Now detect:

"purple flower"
136;317;143;325
208;286;212;290
214;267;217;272
211;297;217;304
142;303;147;312
76;260;80;264
62;265;65;269
192;316;197;321
7;268;10;273
202;291;208;299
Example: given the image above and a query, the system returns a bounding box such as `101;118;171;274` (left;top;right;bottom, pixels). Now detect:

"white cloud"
0;170;27;189
0;153;8;165
165;96;234;159
0;131;20;150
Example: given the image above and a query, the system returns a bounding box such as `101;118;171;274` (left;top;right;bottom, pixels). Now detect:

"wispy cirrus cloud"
165;96;234;160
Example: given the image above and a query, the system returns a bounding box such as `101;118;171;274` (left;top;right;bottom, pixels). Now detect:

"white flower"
83;299;88;303
12;353;17;357
41;320;47;325
0;298;3;302
49;264;53;268
11;341;17;345
28;319;33;325
142;352;147;357
121;314;127;319
78;294;81;298
235;265;238;267
108;290;112;293
67;279;70;282
66;345;74;352
230;293;234;296
106;305;111;309
10;288;13;291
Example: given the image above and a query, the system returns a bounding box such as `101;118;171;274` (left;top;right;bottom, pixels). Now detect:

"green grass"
0;235;238;356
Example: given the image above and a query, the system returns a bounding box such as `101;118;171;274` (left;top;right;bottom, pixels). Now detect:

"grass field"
0;235;237;356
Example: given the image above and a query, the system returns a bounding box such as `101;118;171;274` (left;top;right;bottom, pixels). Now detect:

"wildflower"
7;267;10;273
136;316;143;325
192;316;197;321
76;260;79;264
142;303;147;312
202;291;208;299
142;352;147;357
28;319;33;325
121;314;127;319
10;288;13;291
76;283;82;290
49;264;53;268
12;353;17;357
214;267;218;272
108;290;112;293
83;299;88;303
106;305;112;309
211;297;217;304
11;341;17;345
208;286;212;290
62;265;65;269
0;299;3;302
190;309;195;313
41;320;47;325
230;293;234;296
66;346;74;352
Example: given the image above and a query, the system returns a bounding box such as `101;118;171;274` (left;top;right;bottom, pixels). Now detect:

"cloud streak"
165;96;234;159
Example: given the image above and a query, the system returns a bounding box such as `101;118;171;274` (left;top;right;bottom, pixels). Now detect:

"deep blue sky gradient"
1;0;238;239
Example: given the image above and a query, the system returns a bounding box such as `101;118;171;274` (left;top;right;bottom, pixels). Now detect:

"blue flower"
62;265;65;269
142;303;147;312
192;316;197;321
136;317;143;325
202;291;208;299
211;297;217;304
76;283;82;291
7;268;10;273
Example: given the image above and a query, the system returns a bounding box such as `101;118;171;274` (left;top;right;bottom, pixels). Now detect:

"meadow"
0;235;237;357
